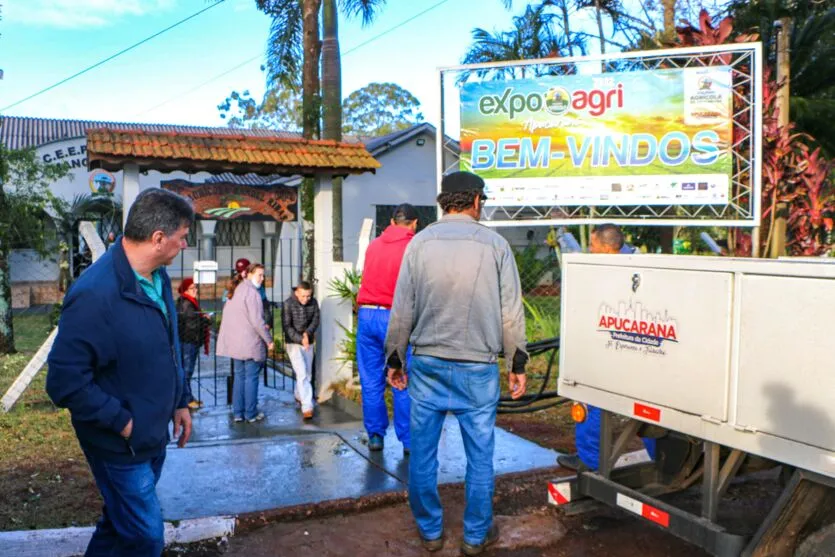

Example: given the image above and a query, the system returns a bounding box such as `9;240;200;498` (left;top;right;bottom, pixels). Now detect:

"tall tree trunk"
770;17;792;259
661;0;677;43
302;0;322;141
561;0;574;56
301;0;322;281
321;0;344;261
0;248;13;355
0;171;12;353
593;0;606;54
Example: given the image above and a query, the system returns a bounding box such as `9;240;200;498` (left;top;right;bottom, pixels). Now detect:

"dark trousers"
83;449;166;557
181;342;200;402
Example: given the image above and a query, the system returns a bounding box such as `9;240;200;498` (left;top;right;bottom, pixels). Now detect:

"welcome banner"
459;66;734;207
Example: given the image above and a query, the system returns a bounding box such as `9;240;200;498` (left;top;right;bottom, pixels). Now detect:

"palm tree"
725;1;835;155
256;0;386;267
459;3;585;83
321;0;387;261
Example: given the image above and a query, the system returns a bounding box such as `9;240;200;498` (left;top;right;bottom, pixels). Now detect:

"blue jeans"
232;359;262;420
356;307;410;447
83;449;166;557
408;355;499;545
576;405;657;469
181;342;200;402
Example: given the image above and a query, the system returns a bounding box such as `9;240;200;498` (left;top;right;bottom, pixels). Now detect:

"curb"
324;389;363;419
0;516;235;557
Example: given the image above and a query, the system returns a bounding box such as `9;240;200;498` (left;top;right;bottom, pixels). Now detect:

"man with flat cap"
385;171;529;555
356;203;419;455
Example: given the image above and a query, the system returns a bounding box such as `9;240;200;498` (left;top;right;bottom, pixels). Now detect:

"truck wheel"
795;524;835;557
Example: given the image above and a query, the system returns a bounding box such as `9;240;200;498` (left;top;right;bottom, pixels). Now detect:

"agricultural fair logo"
598;301;678;348
698;77;713;90
478;83;624;119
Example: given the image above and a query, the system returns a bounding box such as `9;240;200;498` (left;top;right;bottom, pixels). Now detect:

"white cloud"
6;0;178;29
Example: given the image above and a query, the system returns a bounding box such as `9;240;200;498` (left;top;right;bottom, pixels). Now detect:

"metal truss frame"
436;43;763;228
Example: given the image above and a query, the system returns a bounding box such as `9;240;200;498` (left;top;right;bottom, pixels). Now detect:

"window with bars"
374;205;436;237
216;221;251;246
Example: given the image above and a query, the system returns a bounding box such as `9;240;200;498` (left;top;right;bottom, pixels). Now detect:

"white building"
2;116;550;308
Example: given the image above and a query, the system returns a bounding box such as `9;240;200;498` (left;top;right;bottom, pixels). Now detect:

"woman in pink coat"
216;263;274;423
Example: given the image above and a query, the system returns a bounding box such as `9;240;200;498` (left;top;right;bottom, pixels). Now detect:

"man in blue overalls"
557;224;656;471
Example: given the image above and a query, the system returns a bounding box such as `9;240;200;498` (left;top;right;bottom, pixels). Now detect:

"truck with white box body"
549;253;835;556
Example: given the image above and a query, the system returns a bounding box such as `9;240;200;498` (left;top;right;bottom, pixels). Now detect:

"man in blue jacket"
47;188;195;557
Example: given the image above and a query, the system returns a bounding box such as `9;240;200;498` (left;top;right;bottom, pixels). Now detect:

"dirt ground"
168;407;772;557
170;462;787;557
167;468;715;557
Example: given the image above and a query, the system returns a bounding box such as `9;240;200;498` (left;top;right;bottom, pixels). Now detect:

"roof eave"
88;156;379;177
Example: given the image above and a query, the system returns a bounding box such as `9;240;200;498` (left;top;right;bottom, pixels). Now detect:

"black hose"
498;397;571;414
499;345;557;407
497;336;562;413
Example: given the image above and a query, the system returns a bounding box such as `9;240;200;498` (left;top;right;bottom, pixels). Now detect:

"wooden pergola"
86;126;380;402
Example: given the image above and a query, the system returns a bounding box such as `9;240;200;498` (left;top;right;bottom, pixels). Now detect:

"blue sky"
0;0;632;129
1;0;615;129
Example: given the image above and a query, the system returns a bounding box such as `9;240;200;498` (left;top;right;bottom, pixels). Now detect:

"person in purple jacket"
216;262;274;423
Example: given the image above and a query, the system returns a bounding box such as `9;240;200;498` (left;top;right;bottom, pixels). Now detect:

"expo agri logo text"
598;302;678;355
478;81;625;119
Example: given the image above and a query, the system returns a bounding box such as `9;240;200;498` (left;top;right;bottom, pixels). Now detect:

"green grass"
0;314;100;531
524;295;560;342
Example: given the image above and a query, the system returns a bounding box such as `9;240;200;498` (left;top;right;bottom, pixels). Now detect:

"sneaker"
461;524;499;556
419;530;444;552
233;416;245;423
302;410;314;420
557;453;587;471
247;412;266;423
368;434;384;451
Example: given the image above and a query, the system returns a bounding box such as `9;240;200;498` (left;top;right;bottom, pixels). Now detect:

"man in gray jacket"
385;171;528;555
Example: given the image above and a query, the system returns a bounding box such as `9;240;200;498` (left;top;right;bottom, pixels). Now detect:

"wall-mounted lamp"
416;137;426;146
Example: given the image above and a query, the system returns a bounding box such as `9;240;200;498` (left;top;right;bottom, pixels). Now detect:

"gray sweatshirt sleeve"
385;243;416;369
499;244;528;372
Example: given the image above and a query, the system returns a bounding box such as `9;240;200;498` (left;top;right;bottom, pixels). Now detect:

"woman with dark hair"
225;258;271;328
216;263;275;423
176;278;209;410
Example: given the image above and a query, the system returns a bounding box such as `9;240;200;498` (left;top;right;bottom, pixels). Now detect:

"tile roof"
364;122;461;156
86;127;381;176
0;115;300;151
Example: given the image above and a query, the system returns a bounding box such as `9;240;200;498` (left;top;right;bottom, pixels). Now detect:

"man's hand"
387;368;408;391
120;419;133;439
173;408;192;448
509;372;527;400
267;342;275;352
302;332;310;350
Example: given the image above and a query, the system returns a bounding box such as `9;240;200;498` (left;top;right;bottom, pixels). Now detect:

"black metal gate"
174;232;304;408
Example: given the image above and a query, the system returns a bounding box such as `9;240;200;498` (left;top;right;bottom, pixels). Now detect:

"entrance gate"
174;234;304;408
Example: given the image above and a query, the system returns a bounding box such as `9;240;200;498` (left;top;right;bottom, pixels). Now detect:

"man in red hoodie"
356;203;418;455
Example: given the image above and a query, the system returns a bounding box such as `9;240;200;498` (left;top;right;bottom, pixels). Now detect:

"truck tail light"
571;402;588;423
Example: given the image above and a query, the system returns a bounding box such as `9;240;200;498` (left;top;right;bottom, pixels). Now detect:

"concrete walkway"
157;371;558;521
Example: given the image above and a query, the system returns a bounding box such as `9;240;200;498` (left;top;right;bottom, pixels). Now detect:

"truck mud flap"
572;472;747;557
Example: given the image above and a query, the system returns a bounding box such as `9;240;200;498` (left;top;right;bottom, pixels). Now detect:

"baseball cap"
441;171;488;198
392;203;420;222
234;258;251;274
